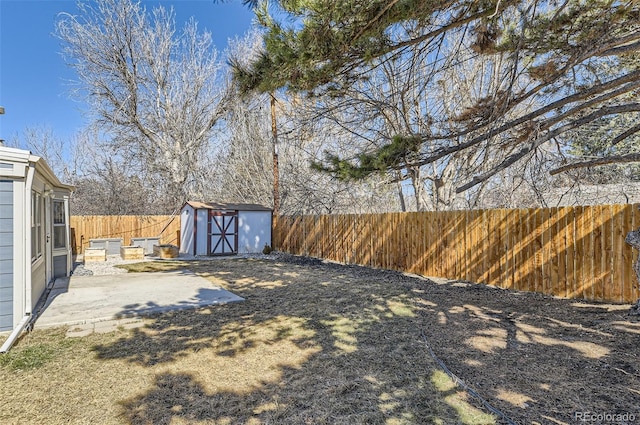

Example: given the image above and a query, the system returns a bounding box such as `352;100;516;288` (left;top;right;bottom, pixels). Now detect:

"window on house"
31;192;42;261
53;200;66;249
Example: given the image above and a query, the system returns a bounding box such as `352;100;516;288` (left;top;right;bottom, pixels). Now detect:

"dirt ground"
262;254;640;424
1;253;639;424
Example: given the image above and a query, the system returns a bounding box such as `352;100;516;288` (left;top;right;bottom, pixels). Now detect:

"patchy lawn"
1;254;638;424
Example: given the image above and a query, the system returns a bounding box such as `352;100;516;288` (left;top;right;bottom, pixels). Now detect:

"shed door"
208;211;238;256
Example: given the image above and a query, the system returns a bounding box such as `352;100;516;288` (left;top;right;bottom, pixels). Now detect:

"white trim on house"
0;146;73;351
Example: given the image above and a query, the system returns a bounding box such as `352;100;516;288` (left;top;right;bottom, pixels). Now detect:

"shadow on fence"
273;205;640;304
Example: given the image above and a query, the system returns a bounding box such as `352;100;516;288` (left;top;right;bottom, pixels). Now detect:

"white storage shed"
180;201;272;256
0;146;73;349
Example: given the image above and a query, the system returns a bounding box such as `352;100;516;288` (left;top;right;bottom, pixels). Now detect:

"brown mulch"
265;254;640;424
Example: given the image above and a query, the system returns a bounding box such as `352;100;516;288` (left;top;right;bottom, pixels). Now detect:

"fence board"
612;205;626;303
584;206;595;300
455;211;465;278
602;206;614;301
518;209;527;293
556;208;568;298
532;208;544;294
526;208;538;293
548;209;557;294
485;210;499;286
622;205;635;303
272;205;640;304
471;210;484;283
442;212;451;276
592;205;605;301
573;206;586;299
541;208;551;295
632;206;640;301
503;209;511;290
70;215;180;254
389;212;396;270
462;210;471;281
499;210;508;287
512;210;532;289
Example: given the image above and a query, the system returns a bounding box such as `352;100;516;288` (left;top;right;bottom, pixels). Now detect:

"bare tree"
299;26;547;211
56;0;228;209
215;93;274;206
6;125;155;214
18;127;67;173
214;33;281;208
223;32;400;215
233;1;640;195
274;96;403;215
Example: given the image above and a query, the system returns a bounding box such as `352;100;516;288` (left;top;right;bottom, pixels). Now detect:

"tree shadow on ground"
411;278;640;424
92;255;639;424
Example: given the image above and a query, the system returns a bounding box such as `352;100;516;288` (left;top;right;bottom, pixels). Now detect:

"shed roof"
183;201;272;212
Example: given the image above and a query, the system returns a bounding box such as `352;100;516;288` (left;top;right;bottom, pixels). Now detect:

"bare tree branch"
550;153;640;175
56;0;226;207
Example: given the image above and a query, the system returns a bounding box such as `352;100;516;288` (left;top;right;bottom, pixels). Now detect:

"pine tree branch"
456;103;640;191
596;38;640;57
410;70;640;166
349;0;401;49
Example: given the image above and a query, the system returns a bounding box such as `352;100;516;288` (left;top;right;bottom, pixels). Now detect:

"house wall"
238;211;272;253
179;205;195;255
195;209;208;255
30;175;47;313
0;180;13;331
9;167;27;329
30;261;46;312
0;147;73;337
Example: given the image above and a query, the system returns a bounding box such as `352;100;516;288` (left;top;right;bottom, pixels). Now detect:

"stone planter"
130;237;161;255
120;245;145;260
89;238;123;255
153;244;179;259
84;247;106;263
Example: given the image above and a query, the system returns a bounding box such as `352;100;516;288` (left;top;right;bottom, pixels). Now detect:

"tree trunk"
396;177;406;212
271;93;280;216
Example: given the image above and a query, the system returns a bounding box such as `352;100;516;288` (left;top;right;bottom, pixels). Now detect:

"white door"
44;197;52;285
208;211;238;256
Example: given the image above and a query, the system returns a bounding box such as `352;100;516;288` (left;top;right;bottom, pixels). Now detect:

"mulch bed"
251;254;640;424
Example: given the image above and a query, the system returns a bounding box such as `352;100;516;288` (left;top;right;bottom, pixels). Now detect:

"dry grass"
1;255;638;424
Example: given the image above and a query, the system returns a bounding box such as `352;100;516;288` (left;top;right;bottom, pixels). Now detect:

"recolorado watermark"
575;412;637;423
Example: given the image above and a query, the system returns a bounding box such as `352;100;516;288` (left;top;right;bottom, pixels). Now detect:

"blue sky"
0;0;256;144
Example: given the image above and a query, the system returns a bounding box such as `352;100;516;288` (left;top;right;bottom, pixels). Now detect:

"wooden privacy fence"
70;215;180;254
273;205;640;304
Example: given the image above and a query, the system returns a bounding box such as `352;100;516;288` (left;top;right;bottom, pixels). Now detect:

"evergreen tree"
232;0;640;193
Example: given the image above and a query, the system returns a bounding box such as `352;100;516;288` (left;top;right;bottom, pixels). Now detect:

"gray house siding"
0;180;13;331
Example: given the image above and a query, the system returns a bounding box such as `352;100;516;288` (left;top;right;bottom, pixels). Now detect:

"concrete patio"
34;269;244;334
